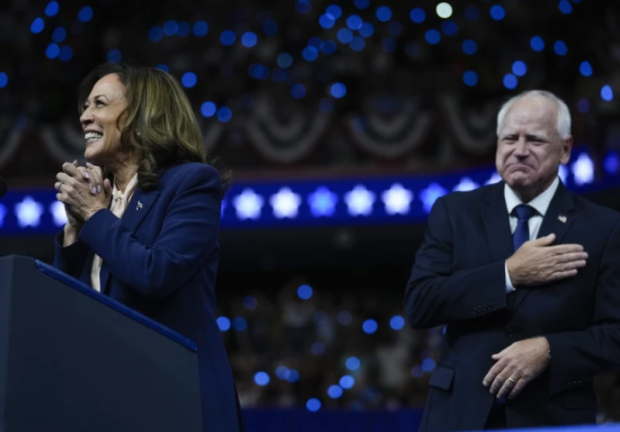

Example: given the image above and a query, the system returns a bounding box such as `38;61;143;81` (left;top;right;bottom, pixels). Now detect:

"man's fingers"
507;378;528;400
549;269;579;281
555;252;588;263
548;244;584;254
496;376;517;400
532;233;555;246
483;358;507;387
489;369;513;395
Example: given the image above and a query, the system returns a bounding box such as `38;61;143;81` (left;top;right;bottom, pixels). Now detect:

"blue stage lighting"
490;5;506;20
425;29;441;45
201;102;217;118
376;6;392;22
362;319;378;334
410;8;426;23
217;316;231;331
78;6;93;22
220;30;236;46
45;1;60;16
193;21;208;36
330;83;347;98
530;36;545;51
31;18;45;34
148;26;163;42
359;22;374;37
181;72;197;88
512;61;527;76
297;284;313;300
217;107;233;122
52;27;67;43
580;61;593;77
45;43;60;59
503;74;518;90
241;32;258;48
462;40;477;55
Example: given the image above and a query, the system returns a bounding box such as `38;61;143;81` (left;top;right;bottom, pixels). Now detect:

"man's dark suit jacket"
406;180;620;431
53;163;242;432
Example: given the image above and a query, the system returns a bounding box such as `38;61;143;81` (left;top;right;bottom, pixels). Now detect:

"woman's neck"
111;164;138;193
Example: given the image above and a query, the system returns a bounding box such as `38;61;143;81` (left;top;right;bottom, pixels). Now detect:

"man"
406;90;620;431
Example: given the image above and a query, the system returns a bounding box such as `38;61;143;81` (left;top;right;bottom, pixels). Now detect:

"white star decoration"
50;201;68;227
453;177;479;192
344;185;375;216
572;153;594;186
419;183;448;214
382;183;413;215
485;172;502;185
308;186;338;217
15;196;44;228
233;189;264;220
270;187;301;219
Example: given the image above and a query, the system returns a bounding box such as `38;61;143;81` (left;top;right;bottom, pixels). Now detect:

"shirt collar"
504;176;559;217
112;173;139;201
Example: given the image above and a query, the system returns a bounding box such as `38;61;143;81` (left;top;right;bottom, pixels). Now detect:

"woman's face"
80;73;128;164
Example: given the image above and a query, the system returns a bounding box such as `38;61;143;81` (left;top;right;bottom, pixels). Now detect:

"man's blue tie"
513;204;537;251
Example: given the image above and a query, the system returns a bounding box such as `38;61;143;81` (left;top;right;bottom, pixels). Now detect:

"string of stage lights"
0;150;618;235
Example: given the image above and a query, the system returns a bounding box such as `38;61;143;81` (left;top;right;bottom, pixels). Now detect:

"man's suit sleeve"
405;196;507;330
545;219;620;394
77;164;221;300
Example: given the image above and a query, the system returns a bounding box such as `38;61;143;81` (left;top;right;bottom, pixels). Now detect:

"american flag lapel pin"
557;214;567;223
137;201;143;211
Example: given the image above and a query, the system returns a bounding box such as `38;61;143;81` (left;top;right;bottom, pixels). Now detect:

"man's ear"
560;136;573;165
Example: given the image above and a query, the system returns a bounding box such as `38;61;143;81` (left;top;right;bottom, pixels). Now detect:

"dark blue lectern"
0;255;203;432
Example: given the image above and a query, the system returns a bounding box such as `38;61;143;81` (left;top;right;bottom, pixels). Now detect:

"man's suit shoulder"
572;193;620;226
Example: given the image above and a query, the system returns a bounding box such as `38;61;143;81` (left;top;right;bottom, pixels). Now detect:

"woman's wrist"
84;206;106;221
63;223;81;247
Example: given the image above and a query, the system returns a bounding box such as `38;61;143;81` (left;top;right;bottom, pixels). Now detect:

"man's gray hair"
496;90;572;139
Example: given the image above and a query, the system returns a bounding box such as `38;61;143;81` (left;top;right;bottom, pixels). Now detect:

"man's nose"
513;138;529;156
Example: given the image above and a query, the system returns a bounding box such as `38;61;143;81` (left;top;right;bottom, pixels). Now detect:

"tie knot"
514;204;536;220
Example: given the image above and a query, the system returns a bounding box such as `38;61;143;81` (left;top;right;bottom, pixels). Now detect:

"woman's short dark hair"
77;62;231;195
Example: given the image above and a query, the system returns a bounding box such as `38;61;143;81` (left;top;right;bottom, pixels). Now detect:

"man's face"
496;96;572;196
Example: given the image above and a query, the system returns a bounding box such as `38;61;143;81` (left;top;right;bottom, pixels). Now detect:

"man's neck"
512;177;556;203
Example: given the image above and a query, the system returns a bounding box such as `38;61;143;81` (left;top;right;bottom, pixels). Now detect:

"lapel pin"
137;201;143;210
557;215;567;223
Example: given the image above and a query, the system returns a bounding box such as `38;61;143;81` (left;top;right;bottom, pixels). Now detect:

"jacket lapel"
99;188;161;294
482;182;514;263
511;181;576;312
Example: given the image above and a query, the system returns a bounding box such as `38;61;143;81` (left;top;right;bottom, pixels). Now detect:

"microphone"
0;177;7;200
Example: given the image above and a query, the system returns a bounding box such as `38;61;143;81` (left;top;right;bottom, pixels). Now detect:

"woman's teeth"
85;132;103;143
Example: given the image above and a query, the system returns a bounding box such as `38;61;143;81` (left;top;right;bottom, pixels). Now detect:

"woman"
53;63;242;432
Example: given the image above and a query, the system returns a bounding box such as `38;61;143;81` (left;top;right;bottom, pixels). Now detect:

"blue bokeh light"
263;20;278;35
275;366;288;380
232;317;247;331
311;341;326;355
326;4;342;19
503;73;518;90
308;37;322;49
0;72;8;89
604;151;620;174
59;46;72;62
345;356;361;371
31;18;45;34
78;6;93;22
163;20;178;36
512;61;527;76
337;28;353;44
390;315;405;330
330;83;347;98
193;21;209;37
241;32;258;48
354;0;370;9
296;0;311;14
217;107;233;122
107;49;121;63
465;6;480;21
302;46;319;61
156;64;169;73
490;5;506;20
327;385;343;399
554;40;568;56
580;61;593;77
243;295;258;310
340;375;355;389
559;0;573;14
52;27;67;43
148;26;164;42
181;72;197;88
462;40;477;55
291;83;307;99
425;29;441;45
347;14;363;30
201;101;217;118
297;284;313;300
351;37;366;52
177;22;191;37
249;63;270;80
285;369;300;383
45;43;60;59
577;98;589;114
362;319;378;334
319;14;335;29
220;30;236;46
602;85;614;102
306;398;321;412
376;6;392;22
217;316;231;331
530;36;545;52
277;53;293;68
441;20;458;36
45;1;60;17
359;22;374;38
410;7;426;23
422;358;437;372
254;372;270;386
463;71;478;87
